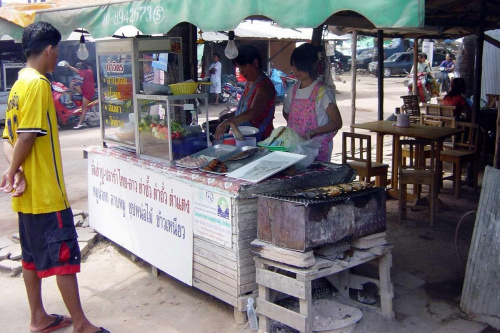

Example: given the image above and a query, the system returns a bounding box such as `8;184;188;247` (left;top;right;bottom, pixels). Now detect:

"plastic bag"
289;136;323;169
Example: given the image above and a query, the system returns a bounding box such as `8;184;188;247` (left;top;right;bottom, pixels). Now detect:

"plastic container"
169;82;198;95
247;298;258;331
223;138;236;146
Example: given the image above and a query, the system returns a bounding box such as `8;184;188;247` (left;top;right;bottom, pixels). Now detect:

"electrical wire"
455;210;476;270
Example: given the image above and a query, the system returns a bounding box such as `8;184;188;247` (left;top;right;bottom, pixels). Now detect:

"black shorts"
19;207;81;278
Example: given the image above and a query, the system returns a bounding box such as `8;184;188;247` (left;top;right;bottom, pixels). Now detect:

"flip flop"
30;314;72;333
95;328;110;333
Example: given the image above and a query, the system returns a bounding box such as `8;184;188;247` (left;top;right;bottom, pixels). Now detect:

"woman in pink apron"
283;43;342;162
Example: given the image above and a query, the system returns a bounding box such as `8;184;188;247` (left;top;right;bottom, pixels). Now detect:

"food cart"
88;36;369;321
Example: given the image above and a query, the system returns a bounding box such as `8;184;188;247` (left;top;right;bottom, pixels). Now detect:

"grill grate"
256;187;383;205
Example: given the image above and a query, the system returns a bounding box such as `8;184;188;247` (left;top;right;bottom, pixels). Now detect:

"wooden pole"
351;31;358;130
377;30;384;120
311;26;323;47
472;0;486;123
413;38;419;95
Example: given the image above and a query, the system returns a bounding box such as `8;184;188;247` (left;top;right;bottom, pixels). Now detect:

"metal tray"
199;147;269;175
175;144;237;169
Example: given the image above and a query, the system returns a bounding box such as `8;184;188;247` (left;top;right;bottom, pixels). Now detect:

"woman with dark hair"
441;77;472;121
283;43;342;162
214;44;276;141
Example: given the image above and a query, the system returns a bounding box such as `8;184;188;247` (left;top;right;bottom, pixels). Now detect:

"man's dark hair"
22;21;61;58
290;43;321;78
76;62;90;70
419;52;428;60
213;53;220;59
232;44;262;69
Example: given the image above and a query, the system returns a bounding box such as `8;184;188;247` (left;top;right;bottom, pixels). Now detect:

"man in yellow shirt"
1;22;108;333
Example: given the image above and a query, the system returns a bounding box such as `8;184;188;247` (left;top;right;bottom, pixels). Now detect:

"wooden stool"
255;246;394;333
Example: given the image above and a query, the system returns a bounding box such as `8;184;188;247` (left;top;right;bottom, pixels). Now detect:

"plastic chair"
398;139;437;226
342;132;389;187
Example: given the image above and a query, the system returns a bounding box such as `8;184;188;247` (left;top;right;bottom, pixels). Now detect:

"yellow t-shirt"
2;68;69;214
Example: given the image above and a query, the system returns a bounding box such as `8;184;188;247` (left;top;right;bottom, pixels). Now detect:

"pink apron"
288;81;335;162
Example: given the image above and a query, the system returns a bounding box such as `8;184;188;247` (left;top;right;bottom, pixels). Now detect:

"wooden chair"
440;121;480;198
342;132;389;187
402;116;443;168
423;103;456;118
398;139;437;226
401;95;421;124
420;114;456;148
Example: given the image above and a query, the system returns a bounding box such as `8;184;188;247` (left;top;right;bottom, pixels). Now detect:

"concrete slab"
401;315;440;333
79;241;89;257
0;259;22;277
432;318;487;333
7;244;22;260
393;288;429;317
0;246;11;260
392;271;426;297
0;236;15;249
76;227;97;245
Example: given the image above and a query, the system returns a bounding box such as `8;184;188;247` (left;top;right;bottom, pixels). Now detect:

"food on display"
226;147;259;161
139;115;186;140
176;156;211;168
302;181;372;199
202;159;228;173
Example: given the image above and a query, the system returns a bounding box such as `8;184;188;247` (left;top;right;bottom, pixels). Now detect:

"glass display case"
95;37;209;162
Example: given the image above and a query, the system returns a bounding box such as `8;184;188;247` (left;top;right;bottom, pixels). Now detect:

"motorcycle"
221;82;243;111
331;59;344;75
52;81;100;128
405;72;432;103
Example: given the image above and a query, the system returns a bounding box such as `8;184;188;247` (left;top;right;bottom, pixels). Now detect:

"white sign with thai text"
193;188;232;248
88;153;193;285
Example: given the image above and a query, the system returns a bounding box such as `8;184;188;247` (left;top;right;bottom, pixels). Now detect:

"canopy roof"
0;0;423;41
329;0;500;38
201;21;350;42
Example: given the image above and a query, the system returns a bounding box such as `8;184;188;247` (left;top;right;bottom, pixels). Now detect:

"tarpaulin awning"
0;0;424;41
201;21;350;42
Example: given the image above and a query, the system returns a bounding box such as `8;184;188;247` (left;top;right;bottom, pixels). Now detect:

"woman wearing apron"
283;43;342;162
214;44;276;142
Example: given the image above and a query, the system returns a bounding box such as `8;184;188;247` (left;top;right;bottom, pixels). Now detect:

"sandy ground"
0;73;492;332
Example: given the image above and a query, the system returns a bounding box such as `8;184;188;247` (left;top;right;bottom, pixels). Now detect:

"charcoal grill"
256;187;386;252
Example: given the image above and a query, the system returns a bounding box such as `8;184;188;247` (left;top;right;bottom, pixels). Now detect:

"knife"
268;127;286;146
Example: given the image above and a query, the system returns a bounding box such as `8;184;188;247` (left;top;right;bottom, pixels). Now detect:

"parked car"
347;49;374;70
368;52;413;77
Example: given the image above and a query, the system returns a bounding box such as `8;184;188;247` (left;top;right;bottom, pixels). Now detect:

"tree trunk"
458;36;477;99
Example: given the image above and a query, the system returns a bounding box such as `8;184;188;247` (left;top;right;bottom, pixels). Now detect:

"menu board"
98;54;135;145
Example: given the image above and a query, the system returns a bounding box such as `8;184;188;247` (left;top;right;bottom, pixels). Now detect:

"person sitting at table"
283;43;343;162
440;77;472;121
214;44;276;142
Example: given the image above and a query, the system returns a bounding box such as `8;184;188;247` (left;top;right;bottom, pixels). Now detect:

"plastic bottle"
246;297;258;331
190;110;198;126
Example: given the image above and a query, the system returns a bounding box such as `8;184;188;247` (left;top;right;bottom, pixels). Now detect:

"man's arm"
1;133;36;195
65;63;79;74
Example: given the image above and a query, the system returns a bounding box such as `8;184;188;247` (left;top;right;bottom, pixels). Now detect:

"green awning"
0;0;424;41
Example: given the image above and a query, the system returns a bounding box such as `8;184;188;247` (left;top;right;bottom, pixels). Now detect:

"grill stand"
255;244;395;333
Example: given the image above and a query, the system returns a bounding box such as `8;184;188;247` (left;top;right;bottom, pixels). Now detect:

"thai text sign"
88;153;193;285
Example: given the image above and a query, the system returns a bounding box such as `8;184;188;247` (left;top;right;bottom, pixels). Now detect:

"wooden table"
351;121;463;198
